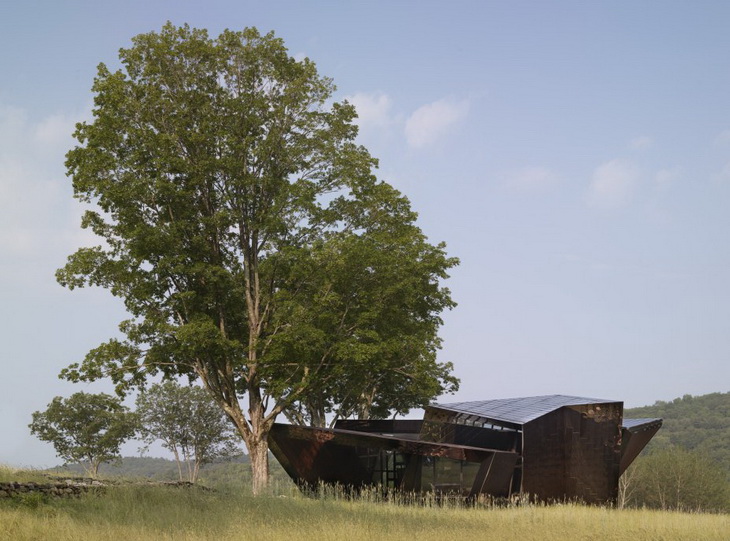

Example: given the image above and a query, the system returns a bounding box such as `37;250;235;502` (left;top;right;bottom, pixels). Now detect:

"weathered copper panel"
564;403;622;504
268;425;371;486
522;402;622;503
469;452;519;498
521;408;567;500
420;408;455;442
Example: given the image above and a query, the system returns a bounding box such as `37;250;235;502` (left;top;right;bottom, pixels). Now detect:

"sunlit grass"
0;465;51;484
0;477;727;540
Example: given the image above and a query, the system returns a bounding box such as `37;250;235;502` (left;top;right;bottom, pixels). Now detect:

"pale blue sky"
1;1;729;467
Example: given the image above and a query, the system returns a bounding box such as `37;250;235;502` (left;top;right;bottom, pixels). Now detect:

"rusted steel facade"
268;395;662;504
519;402;623;502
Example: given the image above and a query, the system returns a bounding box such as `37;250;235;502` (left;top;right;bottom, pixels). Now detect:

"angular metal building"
268;395;662;504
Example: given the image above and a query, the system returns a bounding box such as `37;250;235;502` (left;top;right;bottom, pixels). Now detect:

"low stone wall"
0;478;208;499
0;480;103;498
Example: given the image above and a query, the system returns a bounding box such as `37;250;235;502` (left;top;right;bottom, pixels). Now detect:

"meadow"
0;467;728;541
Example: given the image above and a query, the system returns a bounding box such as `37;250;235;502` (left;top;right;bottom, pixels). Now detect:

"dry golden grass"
0;476;727;540
0;465;52;484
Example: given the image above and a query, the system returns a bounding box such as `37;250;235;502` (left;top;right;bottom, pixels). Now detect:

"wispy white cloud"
345;92;393;129
0;101;92;281
587;159;640;209
404;98;469;149
505;166;560;193
34;112;79;148
629;135;653;150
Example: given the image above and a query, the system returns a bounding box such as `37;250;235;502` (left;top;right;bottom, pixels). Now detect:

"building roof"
433;394;619;425
622;418;663;431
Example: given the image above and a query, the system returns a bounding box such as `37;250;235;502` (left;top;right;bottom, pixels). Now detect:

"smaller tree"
29;392;137;477
617;462;640;509
136;381;241;483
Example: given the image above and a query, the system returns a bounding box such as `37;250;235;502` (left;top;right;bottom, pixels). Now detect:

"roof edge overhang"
619;418;663;475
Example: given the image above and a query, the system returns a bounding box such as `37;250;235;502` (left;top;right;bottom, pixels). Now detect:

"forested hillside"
625;392;729;476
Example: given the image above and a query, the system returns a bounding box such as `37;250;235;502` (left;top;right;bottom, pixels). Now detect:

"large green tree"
58;23;458;493
29;392;138;478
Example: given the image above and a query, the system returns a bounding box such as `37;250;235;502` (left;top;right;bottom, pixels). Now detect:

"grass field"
0;469;728;541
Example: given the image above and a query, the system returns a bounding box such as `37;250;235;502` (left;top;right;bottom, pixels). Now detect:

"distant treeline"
47;454;293;488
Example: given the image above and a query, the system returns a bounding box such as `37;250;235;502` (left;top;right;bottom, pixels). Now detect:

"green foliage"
135;381;242;482
626;447;730;512
58;22;458;490
625;392;730;476
620;392;730;512
13;492;49;510
278;193;459;426
28;392;137;478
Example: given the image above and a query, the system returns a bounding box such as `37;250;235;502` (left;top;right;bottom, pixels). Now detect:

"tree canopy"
57;23;458;493
29;392;137;478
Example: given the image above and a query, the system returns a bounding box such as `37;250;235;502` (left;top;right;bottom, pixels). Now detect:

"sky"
1;1;729;468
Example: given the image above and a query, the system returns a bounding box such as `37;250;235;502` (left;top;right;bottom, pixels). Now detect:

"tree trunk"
214;385;274;495
171;447;183;482
309;404;326;428
186;456;194;483
249;436;270;495
87;459;100;479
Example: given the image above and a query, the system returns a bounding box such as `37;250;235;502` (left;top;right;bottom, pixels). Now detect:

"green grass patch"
0;465;53;484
